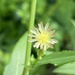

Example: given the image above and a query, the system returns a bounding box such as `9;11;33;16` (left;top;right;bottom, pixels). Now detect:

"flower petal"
36;42;40;48
48;43;53;49
33;42;38;47
28;39;37;42
45;23;49;31
50;39;58;44
33;27;39;34
49;30;55;35
30;30;38;35
28;34;36;37
33;42;40;48
44;45;47;51
38;22;43;32
47;26;52;32
40;44;43;49
50;34;56;37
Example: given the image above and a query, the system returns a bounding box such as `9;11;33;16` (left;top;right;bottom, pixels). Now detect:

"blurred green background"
0;0;75;75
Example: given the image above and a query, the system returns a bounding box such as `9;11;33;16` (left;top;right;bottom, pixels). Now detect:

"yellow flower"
28;22;58;51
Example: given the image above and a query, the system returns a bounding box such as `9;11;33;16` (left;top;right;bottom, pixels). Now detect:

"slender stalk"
23;0;37;75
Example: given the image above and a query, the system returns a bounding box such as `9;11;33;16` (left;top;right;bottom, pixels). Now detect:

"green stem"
23;0;37;75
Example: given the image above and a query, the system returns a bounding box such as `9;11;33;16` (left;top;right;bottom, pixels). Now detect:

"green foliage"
4;32;28;75
34;51;75;66
30;51;75;75
54;62;75;74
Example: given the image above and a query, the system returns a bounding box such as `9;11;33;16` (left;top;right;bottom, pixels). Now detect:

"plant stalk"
23;0;37;75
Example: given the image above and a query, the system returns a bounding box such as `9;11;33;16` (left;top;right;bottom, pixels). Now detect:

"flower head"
28;22;58;51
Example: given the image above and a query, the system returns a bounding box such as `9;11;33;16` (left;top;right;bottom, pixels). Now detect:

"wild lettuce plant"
3;0;75;75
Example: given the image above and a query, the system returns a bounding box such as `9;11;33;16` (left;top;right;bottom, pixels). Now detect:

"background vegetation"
0;0;75;75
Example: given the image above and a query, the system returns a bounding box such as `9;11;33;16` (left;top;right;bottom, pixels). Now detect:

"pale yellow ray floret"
28;22;58;51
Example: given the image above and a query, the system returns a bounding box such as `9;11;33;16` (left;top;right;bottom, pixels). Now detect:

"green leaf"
4;32;28;75
30;51;75;75
54;62;75;74
34;51;75;67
